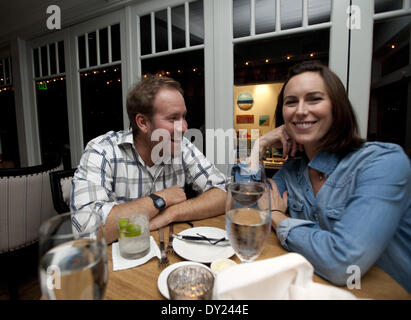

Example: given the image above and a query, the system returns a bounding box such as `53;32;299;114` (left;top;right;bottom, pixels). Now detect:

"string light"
286;56;291;60
391;44;396;49
265;59;269;63
310;53;314;57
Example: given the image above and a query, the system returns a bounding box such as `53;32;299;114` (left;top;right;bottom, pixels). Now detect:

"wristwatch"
149;193;166;210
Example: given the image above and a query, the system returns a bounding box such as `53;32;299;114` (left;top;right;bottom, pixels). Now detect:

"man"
71;75;226;243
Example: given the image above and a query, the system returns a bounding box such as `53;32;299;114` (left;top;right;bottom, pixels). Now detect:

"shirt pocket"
288;197;305;219
325;206;345;220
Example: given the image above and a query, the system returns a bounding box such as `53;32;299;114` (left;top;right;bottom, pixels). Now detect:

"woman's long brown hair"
275;61;364;155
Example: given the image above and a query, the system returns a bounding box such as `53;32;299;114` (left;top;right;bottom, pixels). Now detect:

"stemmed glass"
225;158;271;263
38;210;108;300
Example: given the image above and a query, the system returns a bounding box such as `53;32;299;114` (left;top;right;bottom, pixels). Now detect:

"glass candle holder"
167;265;214;300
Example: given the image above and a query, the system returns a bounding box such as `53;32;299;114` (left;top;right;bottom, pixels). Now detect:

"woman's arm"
276;149;411;285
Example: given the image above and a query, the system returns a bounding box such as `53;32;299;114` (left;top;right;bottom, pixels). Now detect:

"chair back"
49;169;76;214
0;161;63;253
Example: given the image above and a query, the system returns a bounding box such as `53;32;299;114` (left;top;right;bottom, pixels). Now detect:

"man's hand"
155;185;186;208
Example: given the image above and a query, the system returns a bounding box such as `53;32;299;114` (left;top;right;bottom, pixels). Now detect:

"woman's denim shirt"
273;142;411;293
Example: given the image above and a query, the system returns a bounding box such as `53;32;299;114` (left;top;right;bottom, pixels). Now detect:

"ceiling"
0;0;135;47
0;0;403;49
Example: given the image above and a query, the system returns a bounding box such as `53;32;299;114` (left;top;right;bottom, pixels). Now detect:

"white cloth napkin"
112;236;161;271
213;253;357;300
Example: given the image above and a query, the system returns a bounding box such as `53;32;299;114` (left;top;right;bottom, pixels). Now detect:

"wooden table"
104;215;411;300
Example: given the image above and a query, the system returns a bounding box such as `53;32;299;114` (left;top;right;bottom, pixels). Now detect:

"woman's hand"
267;178;289;229
256;125;303;158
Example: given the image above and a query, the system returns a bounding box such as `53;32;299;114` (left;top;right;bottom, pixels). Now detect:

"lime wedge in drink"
118;218;129;229
124;224;142;237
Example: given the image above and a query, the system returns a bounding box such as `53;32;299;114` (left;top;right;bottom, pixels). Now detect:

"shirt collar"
308;151;340;176
117;127;134;146
117;128;147;166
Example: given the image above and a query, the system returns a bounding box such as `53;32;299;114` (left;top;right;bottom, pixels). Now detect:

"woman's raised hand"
257;125;303;158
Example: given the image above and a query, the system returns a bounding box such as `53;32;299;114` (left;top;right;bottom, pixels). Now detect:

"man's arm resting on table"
104;185;186;244
149;187;227;231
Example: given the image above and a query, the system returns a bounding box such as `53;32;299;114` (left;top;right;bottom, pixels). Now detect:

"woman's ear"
135;114;150;133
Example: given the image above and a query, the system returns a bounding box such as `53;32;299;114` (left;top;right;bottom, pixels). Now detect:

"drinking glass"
116;212;150;259
38;210;108;300
225;181;271;263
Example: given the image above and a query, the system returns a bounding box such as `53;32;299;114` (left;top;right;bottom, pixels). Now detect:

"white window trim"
27;30;69;166
11;38;41;166
68;9;127;167
348;0;411;138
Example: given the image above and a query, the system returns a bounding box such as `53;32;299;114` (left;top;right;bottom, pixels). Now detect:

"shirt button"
306;188;309;192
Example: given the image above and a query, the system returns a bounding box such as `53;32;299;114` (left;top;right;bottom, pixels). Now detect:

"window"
80;66;123;145
32;41;71;168
141;50;205;134
77;23;123;145
0;56;19;167
368;14;411;157
232;0;331;161
139;0;204;57
138;0;205;151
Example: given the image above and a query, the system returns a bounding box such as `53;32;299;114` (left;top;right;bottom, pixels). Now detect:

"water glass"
225;181;271;263
167;265;215;300
116;212;150;259
38;211;108;300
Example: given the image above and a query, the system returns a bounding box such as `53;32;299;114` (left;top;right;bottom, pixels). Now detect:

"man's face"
147;87;188;158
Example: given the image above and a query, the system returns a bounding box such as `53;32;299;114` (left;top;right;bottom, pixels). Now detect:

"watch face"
155;198;165;209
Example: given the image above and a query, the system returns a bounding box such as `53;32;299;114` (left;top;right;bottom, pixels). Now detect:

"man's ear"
135;114;150;133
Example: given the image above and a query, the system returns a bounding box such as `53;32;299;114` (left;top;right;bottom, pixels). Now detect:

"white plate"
172;227;235;263
157;261;212;299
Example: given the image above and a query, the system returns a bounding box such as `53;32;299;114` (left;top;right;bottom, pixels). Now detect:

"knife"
172;234;228;243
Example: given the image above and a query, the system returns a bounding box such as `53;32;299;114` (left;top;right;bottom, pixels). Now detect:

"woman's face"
282;71;333;151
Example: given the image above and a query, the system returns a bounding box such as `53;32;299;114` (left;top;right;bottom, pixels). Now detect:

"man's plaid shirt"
71;129;226;223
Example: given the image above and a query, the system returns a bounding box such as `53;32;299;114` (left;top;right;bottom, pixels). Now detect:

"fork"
158;227;169;266
166;223;174;253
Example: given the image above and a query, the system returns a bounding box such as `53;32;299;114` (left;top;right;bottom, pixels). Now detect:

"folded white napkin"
112;236;161;271
213;253;357;300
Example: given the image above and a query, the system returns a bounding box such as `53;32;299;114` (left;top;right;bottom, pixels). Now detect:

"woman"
257;61;411;293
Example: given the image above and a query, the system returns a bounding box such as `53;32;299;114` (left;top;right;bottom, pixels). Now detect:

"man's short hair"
126;75;183;134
